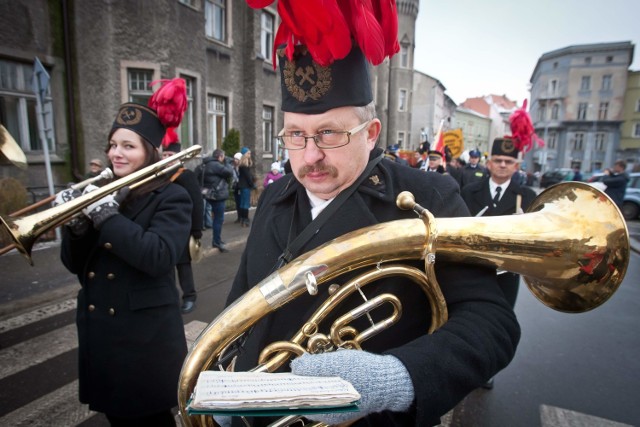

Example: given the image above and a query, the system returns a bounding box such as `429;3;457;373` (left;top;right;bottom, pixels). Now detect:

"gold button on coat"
87;272;95;279
104;242;112;249
108;308;115;316
88;304;95;311
107;273;115;280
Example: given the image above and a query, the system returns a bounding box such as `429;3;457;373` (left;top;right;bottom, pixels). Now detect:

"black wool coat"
460;177;537;216
225;149;520;427
61;183;191;417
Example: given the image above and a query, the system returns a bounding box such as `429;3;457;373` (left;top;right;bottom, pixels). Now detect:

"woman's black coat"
225;149;520;426
61;183;192;417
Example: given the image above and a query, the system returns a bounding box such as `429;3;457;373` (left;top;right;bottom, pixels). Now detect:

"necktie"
493;186;502;206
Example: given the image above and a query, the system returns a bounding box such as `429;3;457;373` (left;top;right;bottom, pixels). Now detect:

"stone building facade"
528;41;635;173
1;0;434;195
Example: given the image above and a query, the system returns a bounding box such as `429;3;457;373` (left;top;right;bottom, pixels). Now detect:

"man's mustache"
298;163;338;178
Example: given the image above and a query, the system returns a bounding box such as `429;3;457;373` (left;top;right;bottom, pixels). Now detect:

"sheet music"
190;371;361;410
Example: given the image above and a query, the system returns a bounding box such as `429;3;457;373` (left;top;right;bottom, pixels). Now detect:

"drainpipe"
61;0;82;180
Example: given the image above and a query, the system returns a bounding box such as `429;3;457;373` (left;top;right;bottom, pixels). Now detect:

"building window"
398;89;407;111
606;56;613;63
553;62;558;69
128;68;154;104
636;99;640;112
585;57;591;64
573;133;584;150
595;133;605;151
577;103;588;120
0;59;52;153
397;131;405;146
262;105;274;154
580;76;590;91
207;94;227;153
548;79;557;95
179;0;198;7
633;123;640;138
598;102;608;120
205;0;226;42
538;105;546;121
547;132;557;149
179;75;195;147
260;11;275;62
400;45;409;68
602;74;612;90
551;103;559;120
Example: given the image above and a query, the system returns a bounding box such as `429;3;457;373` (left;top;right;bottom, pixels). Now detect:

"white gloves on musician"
290;349;415;424
54;188;90;236
81;184;121;229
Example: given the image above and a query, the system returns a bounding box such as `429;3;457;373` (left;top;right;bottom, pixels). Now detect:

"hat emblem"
116;106;143;126
283;59;332;103
501;138;515;154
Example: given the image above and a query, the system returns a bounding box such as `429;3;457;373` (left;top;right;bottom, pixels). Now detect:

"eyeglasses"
428;156;441;161
491;158;517;166
277;121;371;150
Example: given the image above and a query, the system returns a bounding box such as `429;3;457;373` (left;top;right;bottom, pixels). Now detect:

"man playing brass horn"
221;3;520;426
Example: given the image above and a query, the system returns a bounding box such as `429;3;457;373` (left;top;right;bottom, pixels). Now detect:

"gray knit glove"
290;350;415;424
81;184;119;229
54;188;90;236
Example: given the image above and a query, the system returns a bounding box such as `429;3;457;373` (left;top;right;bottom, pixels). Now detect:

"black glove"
192;230;203;240
81;185;120;229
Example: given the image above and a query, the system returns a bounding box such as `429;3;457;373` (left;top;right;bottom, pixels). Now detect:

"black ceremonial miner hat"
491;137;519;159
278;45;373;114
110;103;166;148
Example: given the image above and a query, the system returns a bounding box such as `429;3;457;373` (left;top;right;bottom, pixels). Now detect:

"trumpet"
6;168;114;219
0;145;202;264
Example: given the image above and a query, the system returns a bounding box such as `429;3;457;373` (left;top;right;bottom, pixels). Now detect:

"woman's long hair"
240;151;253;168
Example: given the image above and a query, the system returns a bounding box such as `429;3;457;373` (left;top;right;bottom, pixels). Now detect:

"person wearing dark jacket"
460;149;488;188
218;10;519;426
237;146;255;227
199;149;234;252
58;79;191;426
163;142;204;314
461;138;537;307
602;160;629;209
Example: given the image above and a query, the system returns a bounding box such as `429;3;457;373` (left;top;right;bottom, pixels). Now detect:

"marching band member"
221;2;520;426
59;79;191;426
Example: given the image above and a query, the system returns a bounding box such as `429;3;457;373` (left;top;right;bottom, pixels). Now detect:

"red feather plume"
247;0;399;67
148;78;188;148
508;99;544;154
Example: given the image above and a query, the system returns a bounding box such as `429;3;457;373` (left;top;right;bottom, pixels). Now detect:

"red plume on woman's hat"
110;78;188;149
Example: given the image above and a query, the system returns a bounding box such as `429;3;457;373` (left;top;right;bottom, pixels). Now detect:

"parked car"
540;168;574;188
587;172;640;220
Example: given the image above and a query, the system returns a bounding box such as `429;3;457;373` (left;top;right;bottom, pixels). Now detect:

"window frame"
207;94;227;153
179;74;196;147
205;0;227;43
398;88;408;112
262;104;275;156
260;11;275;63
577;103;588;120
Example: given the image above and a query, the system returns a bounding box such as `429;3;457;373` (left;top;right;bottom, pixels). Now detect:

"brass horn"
178;182;629;427
0;145;202;264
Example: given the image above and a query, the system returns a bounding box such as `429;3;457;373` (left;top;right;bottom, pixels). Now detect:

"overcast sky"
414;0;640;106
